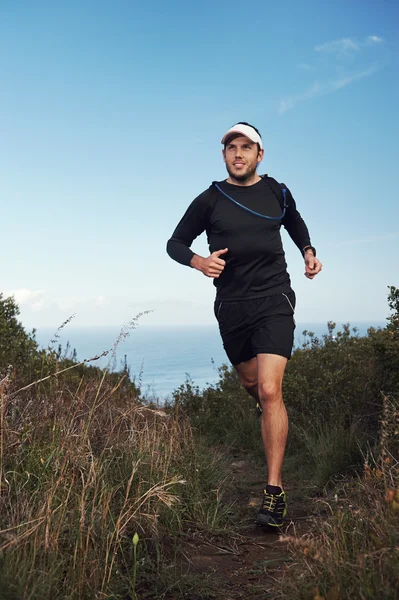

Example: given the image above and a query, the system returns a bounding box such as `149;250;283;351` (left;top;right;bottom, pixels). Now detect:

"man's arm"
281;185;322;279
166;190;228;278
166;191;211;266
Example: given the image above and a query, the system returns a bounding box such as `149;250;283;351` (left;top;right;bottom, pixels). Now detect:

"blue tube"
213;182;286;221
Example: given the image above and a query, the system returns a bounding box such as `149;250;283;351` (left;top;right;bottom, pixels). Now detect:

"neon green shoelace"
262;491;278;511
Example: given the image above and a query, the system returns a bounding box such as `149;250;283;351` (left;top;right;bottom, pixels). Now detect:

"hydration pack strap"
212;176;287;221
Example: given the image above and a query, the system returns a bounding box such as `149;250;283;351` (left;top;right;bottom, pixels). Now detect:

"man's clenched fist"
190;248;228;278
304;250;323;280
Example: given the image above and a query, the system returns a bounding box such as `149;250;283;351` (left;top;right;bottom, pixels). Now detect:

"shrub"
280;395;399;600
0;294;39;379
173;287;399;491
171;369;263;458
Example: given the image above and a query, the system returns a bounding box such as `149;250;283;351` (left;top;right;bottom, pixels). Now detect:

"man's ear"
222;149;227;163
257;148;264;164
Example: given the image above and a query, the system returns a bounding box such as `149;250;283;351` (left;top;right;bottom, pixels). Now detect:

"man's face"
222;135;264;182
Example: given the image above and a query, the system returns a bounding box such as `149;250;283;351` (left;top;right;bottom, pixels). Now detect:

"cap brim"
221;124;263;149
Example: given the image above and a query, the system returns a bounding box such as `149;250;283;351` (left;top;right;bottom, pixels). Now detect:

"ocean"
34;321;385;401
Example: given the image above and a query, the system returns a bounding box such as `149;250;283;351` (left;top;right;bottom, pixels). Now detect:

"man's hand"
304;250;322;279
190;248;228;278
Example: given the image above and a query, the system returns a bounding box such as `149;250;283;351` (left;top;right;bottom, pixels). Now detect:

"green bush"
171;369;263;458
0;293;140;402
173;287;399;490
0;294;39;378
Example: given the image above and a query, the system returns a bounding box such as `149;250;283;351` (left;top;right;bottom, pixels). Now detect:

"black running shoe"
256;486;287;527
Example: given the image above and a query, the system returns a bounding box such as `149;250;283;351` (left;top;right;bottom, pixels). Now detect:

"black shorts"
214;292;296;365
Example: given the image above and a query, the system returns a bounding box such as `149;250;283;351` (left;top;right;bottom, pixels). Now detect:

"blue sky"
1;0;398;329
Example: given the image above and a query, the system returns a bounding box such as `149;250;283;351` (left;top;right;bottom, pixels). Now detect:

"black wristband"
303;245;316;257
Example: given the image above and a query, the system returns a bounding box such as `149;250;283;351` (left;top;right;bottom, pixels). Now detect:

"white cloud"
4;288;46;309
368;35;384;44
2;289;112;320
279;82;320;114
53;296;87;312
279;68;375;114
330;66;376;90
314;35;384;57
282;34;384;114
315;37;359;56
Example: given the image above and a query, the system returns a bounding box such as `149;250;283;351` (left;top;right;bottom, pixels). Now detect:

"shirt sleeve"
281;184;312;254
166;189;213;266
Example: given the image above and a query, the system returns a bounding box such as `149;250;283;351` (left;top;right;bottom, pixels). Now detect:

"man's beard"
226;162;258;183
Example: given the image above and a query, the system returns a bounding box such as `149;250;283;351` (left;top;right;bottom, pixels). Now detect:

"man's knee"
240;375;258;394
258;381;282;404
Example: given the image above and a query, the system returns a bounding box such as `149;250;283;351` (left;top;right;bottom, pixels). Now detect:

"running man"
166;122;322;527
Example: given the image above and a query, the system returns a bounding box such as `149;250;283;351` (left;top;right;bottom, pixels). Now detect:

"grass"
0;368;233;599
171;294;399;599
1;287;399;598
279;395;399;600
288;420;365;490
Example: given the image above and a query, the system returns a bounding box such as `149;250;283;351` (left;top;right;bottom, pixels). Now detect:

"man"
166;122;322;527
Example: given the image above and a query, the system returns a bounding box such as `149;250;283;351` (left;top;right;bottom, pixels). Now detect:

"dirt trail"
186;457;311;600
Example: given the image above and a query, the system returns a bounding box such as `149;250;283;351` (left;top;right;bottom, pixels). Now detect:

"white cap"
221;123;263;150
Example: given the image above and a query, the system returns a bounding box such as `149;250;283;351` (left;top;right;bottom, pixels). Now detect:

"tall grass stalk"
0;363;231;599
132;533;139;598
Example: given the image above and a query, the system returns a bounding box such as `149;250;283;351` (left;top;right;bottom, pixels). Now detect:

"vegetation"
0;286;398;599
173;286;399;598
279;394;399;600
0;294;232;599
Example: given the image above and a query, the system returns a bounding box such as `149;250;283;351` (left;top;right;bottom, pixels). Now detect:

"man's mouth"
233;162;245;168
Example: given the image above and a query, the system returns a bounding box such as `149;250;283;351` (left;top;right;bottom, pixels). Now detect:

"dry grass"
0;364;231;599
279;395;399;600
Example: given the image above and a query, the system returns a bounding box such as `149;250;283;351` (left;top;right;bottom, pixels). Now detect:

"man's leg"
220;295;294;526
235;354;288;486
257;353;288;488
234;357;258;400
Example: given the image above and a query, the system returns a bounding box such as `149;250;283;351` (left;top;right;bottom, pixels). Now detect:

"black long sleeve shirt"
167;177;312;301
